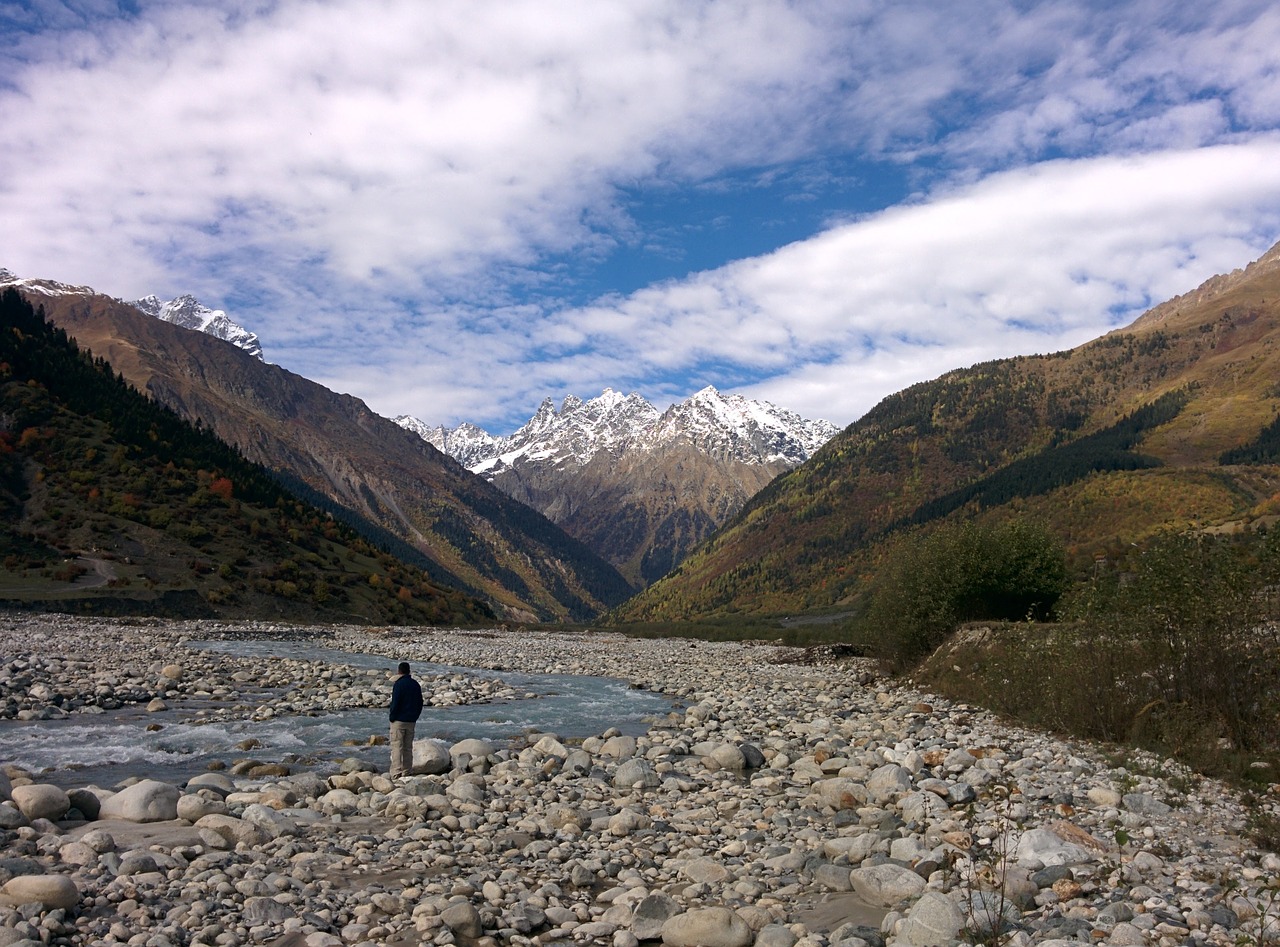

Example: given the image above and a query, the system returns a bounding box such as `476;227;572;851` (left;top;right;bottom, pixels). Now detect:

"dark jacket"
389;673;424;722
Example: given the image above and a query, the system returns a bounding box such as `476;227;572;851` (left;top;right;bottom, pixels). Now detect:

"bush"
858;518;1068;670
1062;530;1280;755
919;529;1280;781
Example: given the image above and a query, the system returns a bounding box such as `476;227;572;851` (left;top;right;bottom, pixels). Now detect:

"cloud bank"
2;0;1280;429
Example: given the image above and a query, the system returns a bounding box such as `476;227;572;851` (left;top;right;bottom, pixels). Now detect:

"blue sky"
4;1;1280;433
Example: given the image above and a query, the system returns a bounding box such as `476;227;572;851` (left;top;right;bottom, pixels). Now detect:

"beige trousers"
389;721;415;777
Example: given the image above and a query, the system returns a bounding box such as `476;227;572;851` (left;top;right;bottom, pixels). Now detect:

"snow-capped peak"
396;386;839;476
1;268;264;360
0;269;97;298
129;293;264;360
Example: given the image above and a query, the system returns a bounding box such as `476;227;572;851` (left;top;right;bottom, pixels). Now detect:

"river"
0;637;678;789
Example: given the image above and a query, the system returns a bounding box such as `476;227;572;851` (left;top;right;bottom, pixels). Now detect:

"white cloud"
417;142;1280;428
3;1;1280;432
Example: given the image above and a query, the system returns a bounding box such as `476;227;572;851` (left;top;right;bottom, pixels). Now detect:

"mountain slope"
612;239;1280;622
402;387;838;585
0;288;491;624
8;282;631;621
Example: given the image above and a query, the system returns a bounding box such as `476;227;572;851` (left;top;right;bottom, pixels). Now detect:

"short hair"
397;661;410;675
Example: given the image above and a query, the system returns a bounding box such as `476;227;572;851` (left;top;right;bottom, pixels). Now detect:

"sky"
4;1;1280;433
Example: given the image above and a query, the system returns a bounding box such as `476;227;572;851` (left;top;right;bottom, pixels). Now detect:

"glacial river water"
0;638;678;789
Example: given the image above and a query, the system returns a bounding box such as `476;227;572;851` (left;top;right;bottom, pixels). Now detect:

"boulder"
195;813;270;848
66;788;101;820
867;763;913;803
600;734;638;759
441;901;484;938
613;759;660;790
0;874;79;910
851;863;927;907
1015;828;1096;867
631;891;681;940
10;784;70;822
899;891;964;946
177;793;227;822
99;779;179;822
186;773;236;797
815;777;868;811
450;738;495;762
707;743;746;770
412;740;451;775
660;907;752;947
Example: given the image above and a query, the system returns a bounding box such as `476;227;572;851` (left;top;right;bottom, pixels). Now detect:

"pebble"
0;612;1276;947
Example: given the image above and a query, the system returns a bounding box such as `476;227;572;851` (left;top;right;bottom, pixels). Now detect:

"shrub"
859;518;1068;670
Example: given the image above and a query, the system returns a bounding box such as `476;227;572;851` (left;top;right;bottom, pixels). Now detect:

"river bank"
1;613;1278;947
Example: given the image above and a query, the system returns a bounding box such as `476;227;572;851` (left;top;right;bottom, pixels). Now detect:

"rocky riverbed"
1;612;1278;947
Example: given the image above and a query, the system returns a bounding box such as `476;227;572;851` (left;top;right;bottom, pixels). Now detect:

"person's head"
397;661;410;676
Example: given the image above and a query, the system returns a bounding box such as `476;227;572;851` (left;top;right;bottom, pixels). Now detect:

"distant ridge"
398;387;839;585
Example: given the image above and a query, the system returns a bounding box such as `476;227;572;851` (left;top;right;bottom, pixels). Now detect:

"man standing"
388;661;423;778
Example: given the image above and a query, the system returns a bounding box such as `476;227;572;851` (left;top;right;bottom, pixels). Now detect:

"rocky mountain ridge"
402;386;838;473
396;387;839;586
0;270;264;360
130;293;264;360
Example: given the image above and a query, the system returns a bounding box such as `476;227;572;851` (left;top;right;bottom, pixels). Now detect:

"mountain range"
0;270;631;622
9;237;1280;629
613;239;1280;624
397;388;838;585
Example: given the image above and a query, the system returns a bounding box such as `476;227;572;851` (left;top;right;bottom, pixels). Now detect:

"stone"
680;857;731;884
177;793;227;822
816;778;868;811
1122;793;1173;817
0;874;79;910
243;896;294;924
755;924;799;947
739;742;767;769
964;891;1022;936
899;891;964;947
631;891;681;940
660;907;752;947
613;758;660;789
450;737;495;762
601;734;638;759
10;784;69;822
867;764;912;803
441;901;484;938
186;773;236;796
413;739;451;775
1015;828;1096;867
823;833;880;863
814;863;854;891
851;863;926;907
99;779;180;822
1087;787;1122;808
66;787;101;820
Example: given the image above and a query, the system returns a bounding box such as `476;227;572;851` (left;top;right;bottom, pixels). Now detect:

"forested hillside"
612;240;1280;623
0;289;493;624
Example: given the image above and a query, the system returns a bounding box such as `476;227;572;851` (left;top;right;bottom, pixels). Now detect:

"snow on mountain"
648;386;839;465
0;269;97;298
393;416;501;468
1;268;264;360
397;386;839;475
131;294;263;360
